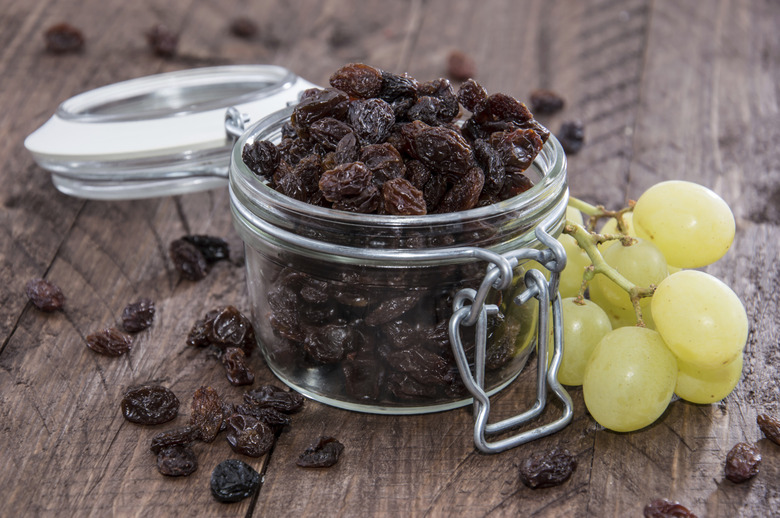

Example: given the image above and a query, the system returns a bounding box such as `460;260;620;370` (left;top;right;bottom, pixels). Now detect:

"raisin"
150;426;201;454
404;160;431;191
189;386;224;443
187;306;256;356
724;442;761;483
121;385;179;425
222;347;255;386
296;436;344;468
243;140;280;180
121;298;155;333
333;186;381;213
146;24;178;58
557;120;585;154
347;98;396;145
447;50;477;81
489;128;543;172
519;448;577;489
757;413;780;445
472;139;505;197
360;143;406;184
169;239;208;281
423;174;448;212
457;79;488;113
643;498;698;518
44;23;84;53
182;235;230;263
86;328;132;356
25;278;65;312
437;167;484;213
475;93;533;124
343;353;383;401
226;414;275;457
330;63;383;99
418;79;459;122
244;385;304;414
310;118;354;150
365;295;421;326
401;121;474;176
500;173;534;200
385;349;450;386
304;324;355;364
387;372;438;400
378;71;418;102
291;88;349;132
382;178;426;215
319;162;374;202
234;405;292;432
229;17;258;39
407;96;445;126
276;154;323;202
335;132;360;164
210;459;261;503
529;89;566;115
157;445;197;477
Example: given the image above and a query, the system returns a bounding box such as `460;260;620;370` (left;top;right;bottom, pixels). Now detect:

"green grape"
556;298;612;386
633;180;735;268
583;327;678;432
675;353;743;404
566;206;584;226
557;234;591;299
588;238;668;329
651;270;748;369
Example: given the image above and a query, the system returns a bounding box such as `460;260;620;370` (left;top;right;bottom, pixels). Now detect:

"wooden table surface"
2;0;779;516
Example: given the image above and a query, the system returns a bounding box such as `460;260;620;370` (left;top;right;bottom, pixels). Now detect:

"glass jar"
229;106;568;415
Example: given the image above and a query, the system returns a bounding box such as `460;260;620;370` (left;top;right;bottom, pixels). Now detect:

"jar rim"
229;105;567;230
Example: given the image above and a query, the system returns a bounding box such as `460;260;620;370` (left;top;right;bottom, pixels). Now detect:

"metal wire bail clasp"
448;215;573;454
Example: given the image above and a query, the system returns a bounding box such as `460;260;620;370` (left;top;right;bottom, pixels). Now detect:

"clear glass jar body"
229;107;568;414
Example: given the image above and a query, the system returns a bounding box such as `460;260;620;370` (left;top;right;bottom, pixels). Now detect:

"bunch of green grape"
555;181;748;433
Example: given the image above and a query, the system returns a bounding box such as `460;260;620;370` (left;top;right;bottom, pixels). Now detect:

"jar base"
265;362;523;415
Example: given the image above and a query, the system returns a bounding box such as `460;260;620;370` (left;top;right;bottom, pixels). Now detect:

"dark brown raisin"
182;235;230;263
276;154;323;202
401;121;474;176
296;436;344;468
44;23;84;53
146;24;179;58
519;448;577;489
387;372;438;400
724;442;761;483
189;386;224;443
404;160;431;191
330;63;383;99
229;17;258;39
234;405;292;432
150;426;201;454
447;50;477;81
303;324;354;364
310;117;354;150
226;414;275;457
169;239;208;281
347;98;396;145
211;459;260;503
121;385;179;425
365;294;421;326
474;93;533;124
529;89;566;115
457;79;488;113
121;298;155;333
407;96;445;126
378;71;418;102
385;348;450;386
187;306;256;356
557;120;585;154
382;178;426;215
291;88;349;132
360;143;406;184
25;278;65;312
757;413;780;445
335;132;360;164
86;328;132;356
489;128;543;172
157;445;197;477
418;78;459;122
437;167;484;213
500;173;534;200
244;385;304;414
643;498;698;518
472;139;505;197
222;347;255;386
319;162;374;202
243;140;280;180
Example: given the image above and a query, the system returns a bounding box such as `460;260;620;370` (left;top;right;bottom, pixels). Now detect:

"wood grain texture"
0;0;778;517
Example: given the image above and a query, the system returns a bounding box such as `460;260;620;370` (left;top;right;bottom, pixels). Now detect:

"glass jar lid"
24;65;316;199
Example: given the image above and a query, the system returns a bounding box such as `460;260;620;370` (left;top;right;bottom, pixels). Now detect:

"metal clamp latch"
448;217;573;453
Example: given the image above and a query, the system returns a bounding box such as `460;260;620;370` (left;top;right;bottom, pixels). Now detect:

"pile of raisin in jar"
229;65;567;413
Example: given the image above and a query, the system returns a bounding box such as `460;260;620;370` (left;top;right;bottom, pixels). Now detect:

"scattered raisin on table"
643;498;698;518
187;306;256;356
519;448;577;489
447;50;476;81
211;459;261;503
529;89;566;115
243;384;304;414
44;23;84;53
757;413;780;445
557;120;585;154
190;386;224;443
146;24;179;58
724;442;761;483
170;238;208;281
296;436;344;468
121;298;155;333
25;278;65;312
226;414;275;457
222;347;255;386
229;17;258;39
121;385;179;425
157;445;198;477
150;426;201;454
182;235;230;263
86;328;132;356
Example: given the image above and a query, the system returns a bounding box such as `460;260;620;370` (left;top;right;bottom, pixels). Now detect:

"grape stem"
565;196;656;327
